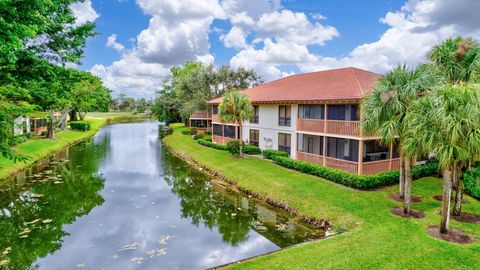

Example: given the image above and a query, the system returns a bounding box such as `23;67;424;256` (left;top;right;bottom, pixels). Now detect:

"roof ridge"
350;68;365;95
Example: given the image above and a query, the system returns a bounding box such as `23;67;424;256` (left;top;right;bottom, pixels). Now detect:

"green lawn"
164;124;480;269
0;112;143;181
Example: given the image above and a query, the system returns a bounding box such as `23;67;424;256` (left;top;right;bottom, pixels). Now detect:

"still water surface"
0;122;323;269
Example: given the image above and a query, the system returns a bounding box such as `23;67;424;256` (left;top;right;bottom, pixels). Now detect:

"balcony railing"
297;119;325;133
297;151;323;165
362;158;401;175
190;111;211;119
325;157;358;174
326;120;360;137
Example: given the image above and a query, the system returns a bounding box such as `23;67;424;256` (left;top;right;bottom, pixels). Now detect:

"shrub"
197;139;227;151
70;121;92;131
8;135;28;146
243;145;262;155
204;131;212;136
181;128;196;135
269;155;439;190
464;167;480;200
226;140;242;155
263;149;289;159
193;134;204;140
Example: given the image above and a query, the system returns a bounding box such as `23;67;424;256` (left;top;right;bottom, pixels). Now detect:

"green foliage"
153;62;262;123
69;121;92;132
269;155;439;189
464;167;480;199
226;140;242;155
204;131;212;136
8;134;29;146
243;145;261;155
197;139;228;151
192;134;204;140
181;128;196;135
262;150;289;159
218;91;253;124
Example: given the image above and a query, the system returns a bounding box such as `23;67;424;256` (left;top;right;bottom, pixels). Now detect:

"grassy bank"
164;124;480;269
0;112;146;181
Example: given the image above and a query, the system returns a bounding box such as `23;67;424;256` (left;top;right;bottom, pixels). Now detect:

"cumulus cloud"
70;0;99;25
106;34;125;53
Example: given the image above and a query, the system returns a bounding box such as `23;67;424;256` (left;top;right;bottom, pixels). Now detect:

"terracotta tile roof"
208;67;380;104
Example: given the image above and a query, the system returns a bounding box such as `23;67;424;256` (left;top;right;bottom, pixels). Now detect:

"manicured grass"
164;124;480;269
0;112;142;181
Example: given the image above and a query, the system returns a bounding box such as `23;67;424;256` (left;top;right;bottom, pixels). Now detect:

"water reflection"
0;122;323;270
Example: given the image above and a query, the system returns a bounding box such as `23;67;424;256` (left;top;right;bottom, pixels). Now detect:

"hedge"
243;145;261;155
269;155;439;189
69;121;91;131
262;149;289;159
197;139;227;151
181;128;196;135
464;167;480;200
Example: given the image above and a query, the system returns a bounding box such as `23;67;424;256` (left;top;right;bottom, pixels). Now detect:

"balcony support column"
323;104;328;166
358;140;364;175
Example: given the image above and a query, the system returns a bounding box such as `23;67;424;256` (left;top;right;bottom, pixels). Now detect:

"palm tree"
361;65;440;215
428;37;480;215
428;37;480;84
218;91;253;157
404;84;480;234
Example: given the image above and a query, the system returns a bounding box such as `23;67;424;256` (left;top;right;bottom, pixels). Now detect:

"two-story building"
193;67;401;175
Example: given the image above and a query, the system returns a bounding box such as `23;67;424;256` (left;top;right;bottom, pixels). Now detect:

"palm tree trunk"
452;162;458;189
238;121;243;157
453;164;464;216
403;157;412;215
399;152;405;198
440;167;452;234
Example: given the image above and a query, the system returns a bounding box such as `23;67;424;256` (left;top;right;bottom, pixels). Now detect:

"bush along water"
464;167;480;200
267;155;439;190
262;149;289;159
181;128;197;135
69;121;92;131
197;139;228;151
226;140;262;155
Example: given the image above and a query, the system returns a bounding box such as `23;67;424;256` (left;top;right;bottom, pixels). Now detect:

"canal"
0;122;323;269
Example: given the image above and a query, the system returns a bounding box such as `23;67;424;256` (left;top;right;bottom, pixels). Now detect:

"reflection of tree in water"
161;150;324;248
0;133;109;270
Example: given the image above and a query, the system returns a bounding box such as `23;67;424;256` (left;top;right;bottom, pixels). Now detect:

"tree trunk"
399;152;405;198
238;121;243;158
69;110;78;121
403;157;412;215
440;167;452;234
452;162;458;189
47;117;55;139
453;164;464;216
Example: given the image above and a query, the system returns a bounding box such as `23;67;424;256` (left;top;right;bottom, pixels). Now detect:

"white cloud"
106;34;125;53
70;0;99;25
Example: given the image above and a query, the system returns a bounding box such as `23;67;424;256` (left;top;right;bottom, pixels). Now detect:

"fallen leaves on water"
145;248;167;258
118;242;139;251
131;257;144;264
18;228;32;236
158;235;172;245
2;247;12;255
25;219;41;225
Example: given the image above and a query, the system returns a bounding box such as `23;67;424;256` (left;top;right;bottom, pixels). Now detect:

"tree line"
152;62;263;124
0;1;111;162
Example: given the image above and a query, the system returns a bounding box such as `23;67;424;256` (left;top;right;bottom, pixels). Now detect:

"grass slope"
0;112;143;181
164;124;480;269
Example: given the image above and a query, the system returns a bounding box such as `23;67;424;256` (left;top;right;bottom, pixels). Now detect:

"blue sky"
71;0;480;97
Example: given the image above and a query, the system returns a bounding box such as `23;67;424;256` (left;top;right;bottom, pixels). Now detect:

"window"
249;129;259;146
327;104;359;121
224;125;236;138
212;105;218;114
213;124;222;136
297;134;323;155
363;140;390;162
190;119;207;128
327;137;358;162
278;133;291;154
250;106;259;123
278;105;291;126
299;104;324;119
